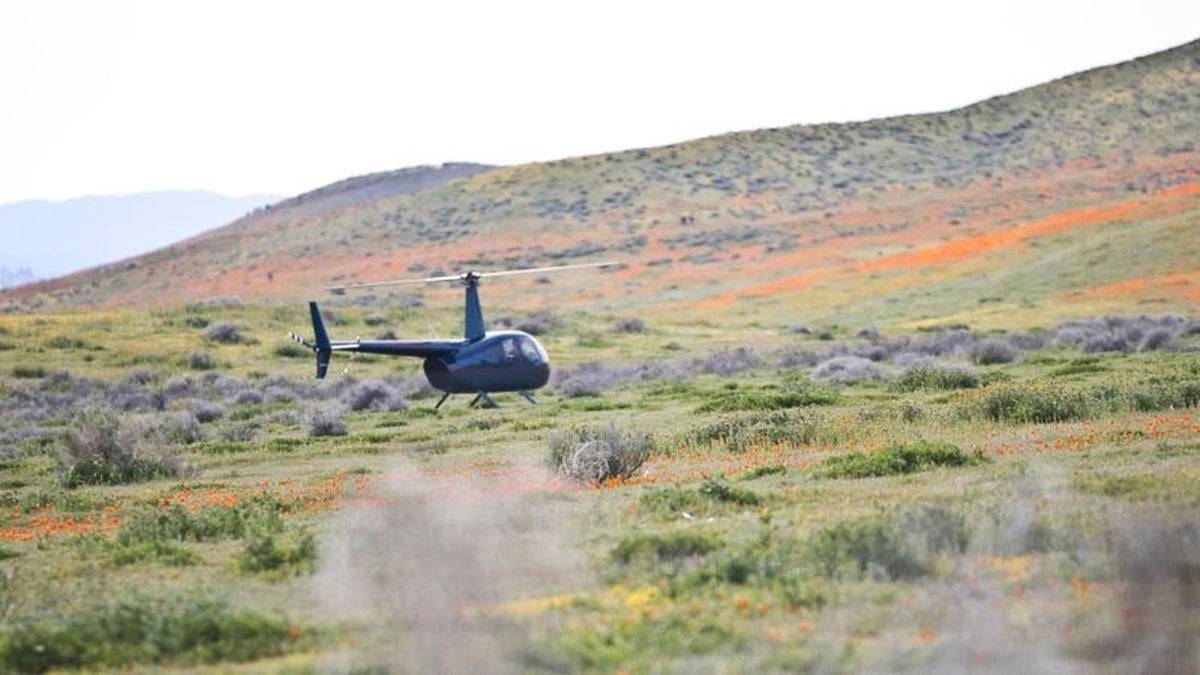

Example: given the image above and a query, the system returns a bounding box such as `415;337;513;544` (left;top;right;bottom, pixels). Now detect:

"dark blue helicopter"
290;262;617;408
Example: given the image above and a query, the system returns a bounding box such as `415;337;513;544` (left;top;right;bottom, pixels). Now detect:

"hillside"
4;39;1198;329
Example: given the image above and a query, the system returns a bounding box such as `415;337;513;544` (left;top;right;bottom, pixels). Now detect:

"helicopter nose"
534;363;551;389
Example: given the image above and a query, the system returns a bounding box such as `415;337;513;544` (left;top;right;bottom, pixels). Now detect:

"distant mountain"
268;162;495;222
0;266;36;290
0;190;282;282
3;41;1198;330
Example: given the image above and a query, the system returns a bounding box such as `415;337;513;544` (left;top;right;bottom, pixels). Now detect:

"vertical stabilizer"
464;281;485;341
309;302;333;378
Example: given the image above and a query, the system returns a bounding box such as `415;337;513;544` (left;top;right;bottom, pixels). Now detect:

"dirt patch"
314;463;590;672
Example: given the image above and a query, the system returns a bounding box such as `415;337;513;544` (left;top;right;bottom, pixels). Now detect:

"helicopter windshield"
518;336;547;364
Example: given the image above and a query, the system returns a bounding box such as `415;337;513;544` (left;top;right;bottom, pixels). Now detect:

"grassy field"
0;302;1197;672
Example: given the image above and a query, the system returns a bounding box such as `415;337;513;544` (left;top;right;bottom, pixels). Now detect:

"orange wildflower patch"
974;410;1200;456
861;181;1200;273
158;487;241;509
703;180;1200;306
1077;270;1200;302
0;507;122;542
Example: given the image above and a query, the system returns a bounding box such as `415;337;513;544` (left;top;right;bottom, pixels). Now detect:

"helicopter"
289;261;619;409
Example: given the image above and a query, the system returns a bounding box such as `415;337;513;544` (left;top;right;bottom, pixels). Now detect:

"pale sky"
2;0;1198;205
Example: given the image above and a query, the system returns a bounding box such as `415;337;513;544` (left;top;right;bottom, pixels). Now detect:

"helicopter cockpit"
495;333;549;366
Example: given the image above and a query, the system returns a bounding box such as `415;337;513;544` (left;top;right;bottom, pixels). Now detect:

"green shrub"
121;495;285;544
18;490;55;513
0;597;297;672
1049;356;1108;376
964;379;1199;424
45;336;86;350
638;487;709;518
272;343;309;359
1125;381;1200;411
698;479;760;506
809;442;986;479
965;382;1093;423
10;365;46;379
805;506;968;579
893;362;979;391
240;529;316;576
740;465;787;481
696;386;838;413
612;530;723;565
638;480;762;518
685;409;819;452
108;540;200;567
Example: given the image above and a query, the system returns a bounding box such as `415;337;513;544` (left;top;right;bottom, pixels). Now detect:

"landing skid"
432;391;538;410
469;391;499;409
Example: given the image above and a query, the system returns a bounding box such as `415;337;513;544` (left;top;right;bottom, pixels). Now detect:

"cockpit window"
502;338;518;360
518;336;546;364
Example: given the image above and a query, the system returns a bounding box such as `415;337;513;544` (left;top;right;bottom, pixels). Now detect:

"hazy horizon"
0;190;281;284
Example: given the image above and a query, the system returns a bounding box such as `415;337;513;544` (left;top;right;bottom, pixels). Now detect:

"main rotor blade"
475;261;621;279
325;261;620;292
326;274;460;292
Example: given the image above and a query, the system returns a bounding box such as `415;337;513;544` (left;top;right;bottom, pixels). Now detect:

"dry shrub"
186;352;215;371
549;423;651;484
203;322;243;344
306;404;348;437
342;380;406;412
972;338;1019;365
812;356;884;383
613;317;646;333
188;401;226;423
58;408;184;487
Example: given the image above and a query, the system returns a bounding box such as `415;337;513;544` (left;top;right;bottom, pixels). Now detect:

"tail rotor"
288;301;333;378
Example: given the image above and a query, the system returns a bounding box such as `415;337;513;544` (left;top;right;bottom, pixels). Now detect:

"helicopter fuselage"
422;330;551;394
325;329;551;394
